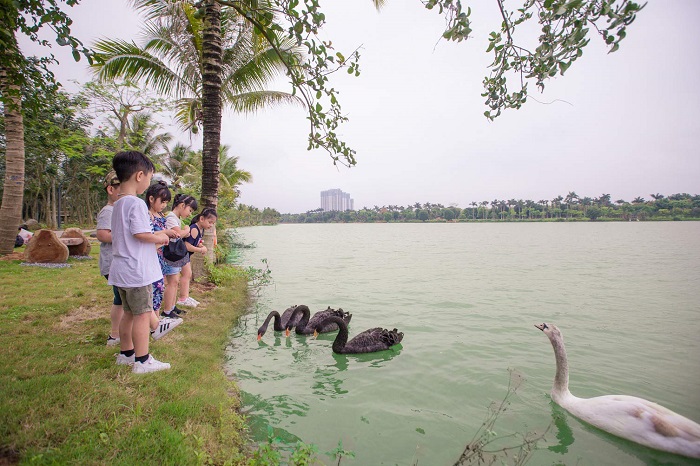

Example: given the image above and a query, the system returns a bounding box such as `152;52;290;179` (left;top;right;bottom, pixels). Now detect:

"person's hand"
200;245;208;254
181;229;190;238
165;229;179;239
155;232;170;246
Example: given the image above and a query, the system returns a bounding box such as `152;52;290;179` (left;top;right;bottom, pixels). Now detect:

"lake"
225;222;700;465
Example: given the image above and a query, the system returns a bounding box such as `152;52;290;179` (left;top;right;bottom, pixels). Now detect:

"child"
161;194;197;319
145;181;183;340
178;208;218;307
109;151;172;374
96;170;123;346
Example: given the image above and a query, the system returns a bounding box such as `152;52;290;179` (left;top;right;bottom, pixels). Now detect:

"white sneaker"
132;355;171;374
107;335;120;347
177;297;198;307
116;353;135;365
151;317;183;341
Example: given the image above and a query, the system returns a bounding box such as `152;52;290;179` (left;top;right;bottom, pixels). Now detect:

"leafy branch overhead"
481;0;646;120
212;0;644;166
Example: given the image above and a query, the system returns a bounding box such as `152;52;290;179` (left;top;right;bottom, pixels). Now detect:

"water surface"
226;222;700;465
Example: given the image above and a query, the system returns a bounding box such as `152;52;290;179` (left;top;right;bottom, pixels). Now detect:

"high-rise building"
320;189;354;212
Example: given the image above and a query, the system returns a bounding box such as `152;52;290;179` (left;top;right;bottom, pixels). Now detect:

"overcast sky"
19;1;700;213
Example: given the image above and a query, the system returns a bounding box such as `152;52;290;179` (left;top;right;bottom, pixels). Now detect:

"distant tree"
418;210;429;222
586;206;602;221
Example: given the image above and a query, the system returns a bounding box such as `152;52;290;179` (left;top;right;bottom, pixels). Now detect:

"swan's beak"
257;334;262;341
313;330;318;339
534;323;548;331
284;328;290;337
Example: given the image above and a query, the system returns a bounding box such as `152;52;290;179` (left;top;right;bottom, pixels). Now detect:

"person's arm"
134;231;169;246
184;227;207;254
161;228;180;239
96;229;112;243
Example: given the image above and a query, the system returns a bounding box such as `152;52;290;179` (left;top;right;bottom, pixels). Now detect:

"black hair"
145;180;172;208
172;193;198;211
112;151;155;183
190;208;218;225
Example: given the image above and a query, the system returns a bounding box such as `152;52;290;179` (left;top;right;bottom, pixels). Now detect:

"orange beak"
313;329;318;338
284;328;290;337
256;334;262;341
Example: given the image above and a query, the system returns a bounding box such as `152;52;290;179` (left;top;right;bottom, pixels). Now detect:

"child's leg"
109;284;123;343
178;262;192;301
132;313;151;357
149;310;160;331
163;273;180;313
110;304;123;338
119;310;134;352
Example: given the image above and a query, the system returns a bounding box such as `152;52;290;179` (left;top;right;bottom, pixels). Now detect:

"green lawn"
0;249;251;465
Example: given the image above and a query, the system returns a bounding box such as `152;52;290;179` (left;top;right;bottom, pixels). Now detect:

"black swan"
313;316;403;354
536;323;700;458
285;305;352;336
256;305;304;340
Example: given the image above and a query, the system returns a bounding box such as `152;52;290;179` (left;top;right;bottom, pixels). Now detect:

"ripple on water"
229;223;700;466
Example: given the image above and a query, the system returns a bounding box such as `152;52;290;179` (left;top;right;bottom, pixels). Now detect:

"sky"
18;1;700;213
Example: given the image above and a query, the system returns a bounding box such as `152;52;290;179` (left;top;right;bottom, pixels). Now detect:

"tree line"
0;81;253;229
279;192;700;224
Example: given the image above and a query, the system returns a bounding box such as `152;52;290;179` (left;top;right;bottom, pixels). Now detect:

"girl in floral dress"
144;181;183;340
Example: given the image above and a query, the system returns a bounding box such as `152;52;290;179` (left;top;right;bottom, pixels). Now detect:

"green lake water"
225;222;700;465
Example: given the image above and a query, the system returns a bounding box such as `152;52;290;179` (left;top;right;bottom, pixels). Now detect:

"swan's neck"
293;305;310;332
549;334;571;399
330;317;349;353
271;312;282;331
260;311;280;333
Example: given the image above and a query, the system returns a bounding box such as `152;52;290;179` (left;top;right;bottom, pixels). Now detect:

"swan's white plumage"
536;323;700;459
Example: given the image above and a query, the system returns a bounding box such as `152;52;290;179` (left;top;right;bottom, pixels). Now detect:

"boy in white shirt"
109;151;175;374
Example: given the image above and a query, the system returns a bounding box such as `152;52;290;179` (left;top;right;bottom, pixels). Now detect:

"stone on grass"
24;230;69;263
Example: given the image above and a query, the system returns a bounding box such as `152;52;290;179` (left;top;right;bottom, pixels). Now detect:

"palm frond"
92;39;185;97
226;91;304;114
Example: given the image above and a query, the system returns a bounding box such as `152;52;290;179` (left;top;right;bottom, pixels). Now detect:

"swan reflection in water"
311;345;403;398
548;403;574;454
256;335;293;349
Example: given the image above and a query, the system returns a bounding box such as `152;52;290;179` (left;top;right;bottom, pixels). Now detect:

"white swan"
535;323;700;459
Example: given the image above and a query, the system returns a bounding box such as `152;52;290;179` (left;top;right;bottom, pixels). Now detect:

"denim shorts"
162;262;181;276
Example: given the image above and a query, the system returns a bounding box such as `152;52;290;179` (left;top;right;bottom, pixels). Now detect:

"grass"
0;247;252;465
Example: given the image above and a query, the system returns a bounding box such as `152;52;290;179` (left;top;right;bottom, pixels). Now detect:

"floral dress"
151;214;168;312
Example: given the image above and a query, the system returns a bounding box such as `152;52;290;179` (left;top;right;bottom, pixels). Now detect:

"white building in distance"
320;189;354;212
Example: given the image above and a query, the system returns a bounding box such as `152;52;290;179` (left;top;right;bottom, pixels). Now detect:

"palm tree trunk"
195;0;223;278
0;65;26;254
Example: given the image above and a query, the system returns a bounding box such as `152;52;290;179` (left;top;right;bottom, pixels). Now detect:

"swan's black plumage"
286;305;352;335
314;316;403;354
257;305;303;339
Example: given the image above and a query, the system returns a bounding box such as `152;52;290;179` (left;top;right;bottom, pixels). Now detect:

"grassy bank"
0;249;251;465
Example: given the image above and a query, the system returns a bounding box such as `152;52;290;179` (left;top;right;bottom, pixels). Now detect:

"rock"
61;228;91;256
24;230;69;263
24;219;40;231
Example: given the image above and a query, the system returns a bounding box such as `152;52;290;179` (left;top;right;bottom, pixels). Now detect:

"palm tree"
0;67;25;254
480;201;489;220
92;0;303;209
107;111;172;162
218;144;252;203
160;143;198;190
